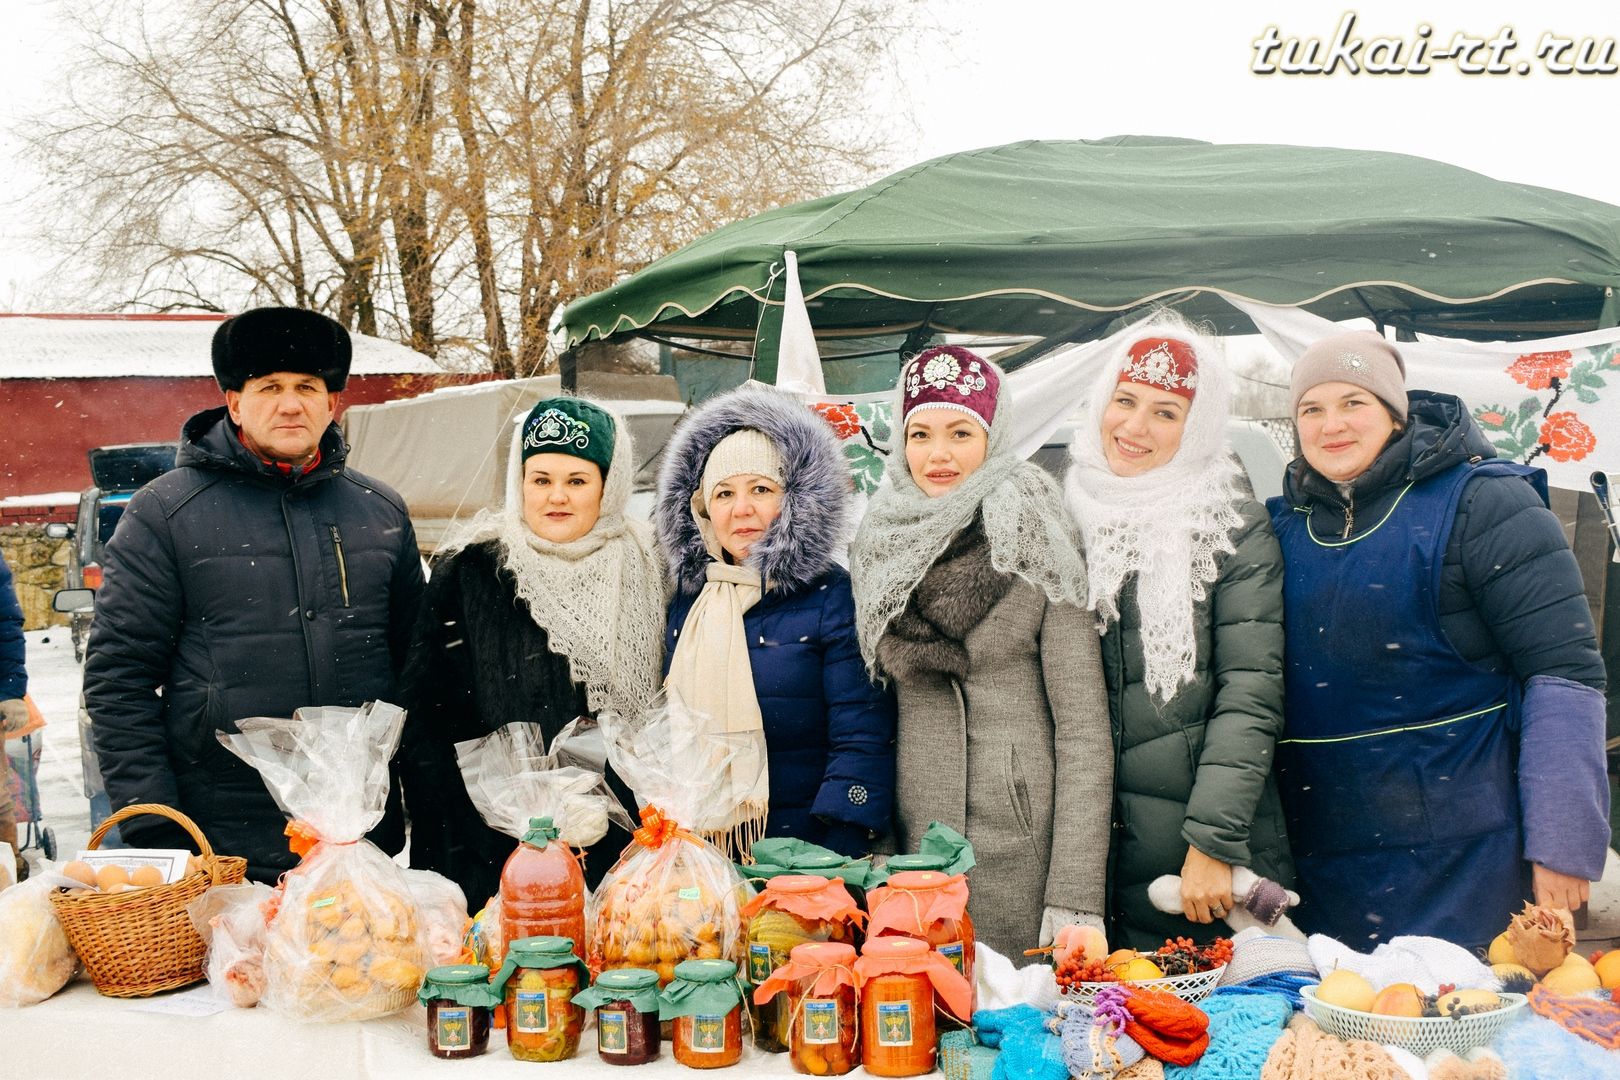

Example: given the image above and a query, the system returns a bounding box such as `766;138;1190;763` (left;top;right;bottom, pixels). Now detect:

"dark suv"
49;443;179;659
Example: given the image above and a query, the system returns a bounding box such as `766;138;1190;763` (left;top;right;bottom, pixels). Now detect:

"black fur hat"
211;307;352;392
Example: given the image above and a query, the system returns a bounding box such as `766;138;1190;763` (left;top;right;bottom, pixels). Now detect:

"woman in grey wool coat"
850;346;1113;959
1064;314;1293;950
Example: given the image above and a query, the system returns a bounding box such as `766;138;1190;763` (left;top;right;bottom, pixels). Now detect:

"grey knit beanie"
1289;330;1408;422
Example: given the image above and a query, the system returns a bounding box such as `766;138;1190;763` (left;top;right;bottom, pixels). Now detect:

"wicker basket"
1300;986;1528;1056
48;803;249;997
1060;965;1225;1006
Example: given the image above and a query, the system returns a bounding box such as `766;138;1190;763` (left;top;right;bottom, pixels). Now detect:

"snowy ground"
16;626;1620;951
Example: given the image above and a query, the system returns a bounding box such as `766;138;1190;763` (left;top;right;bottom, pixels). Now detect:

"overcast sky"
3;0;1618;309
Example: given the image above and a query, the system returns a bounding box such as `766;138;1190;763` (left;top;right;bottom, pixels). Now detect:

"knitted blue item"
1213;974;1316;1009
1164;991;1291;1080
974;1006;1068;1080
1058;1001;1145;1078
1495;1014;1620;1080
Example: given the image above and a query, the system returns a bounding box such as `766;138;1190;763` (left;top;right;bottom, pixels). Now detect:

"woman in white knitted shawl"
850;346;1112;959
399;397;666;908
1062;312;1294;948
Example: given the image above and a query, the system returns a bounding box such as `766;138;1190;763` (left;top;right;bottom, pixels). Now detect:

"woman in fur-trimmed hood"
850;346;1113;959
399;396;666;907
656;384;896;860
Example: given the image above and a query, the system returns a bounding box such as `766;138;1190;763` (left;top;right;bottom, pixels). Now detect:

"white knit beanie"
698;428;785;514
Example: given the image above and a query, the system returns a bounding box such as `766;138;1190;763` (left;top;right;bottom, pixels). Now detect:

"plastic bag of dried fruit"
187;881;275;1008
588;691;760;985
218;701;430;1022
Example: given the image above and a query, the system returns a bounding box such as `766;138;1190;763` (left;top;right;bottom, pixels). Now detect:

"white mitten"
1039;905;1105;948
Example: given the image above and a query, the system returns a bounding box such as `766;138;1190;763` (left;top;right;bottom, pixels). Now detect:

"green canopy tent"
557;136;1620;386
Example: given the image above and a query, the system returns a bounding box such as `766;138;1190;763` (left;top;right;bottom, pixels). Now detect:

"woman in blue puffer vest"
656;385;896;859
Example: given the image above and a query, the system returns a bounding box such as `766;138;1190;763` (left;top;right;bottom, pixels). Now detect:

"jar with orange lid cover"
852;937;973;1078
754;941;860;1076
742;875;863;1052
866;870;975;999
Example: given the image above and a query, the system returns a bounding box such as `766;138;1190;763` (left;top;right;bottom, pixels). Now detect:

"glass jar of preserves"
742;875;863;1052
754;941;860;1076
866;870;976;1006
418;964;498;1059
573;967;663;1065
659;958;744;1069
853;937;974;1078
494;935;589;1062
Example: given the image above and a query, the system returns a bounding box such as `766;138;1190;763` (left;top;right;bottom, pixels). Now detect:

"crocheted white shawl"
441;400;667;720
1063;321;1246;701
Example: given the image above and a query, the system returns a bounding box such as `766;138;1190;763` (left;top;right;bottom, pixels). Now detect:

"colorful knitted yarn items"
1166;991;1291;1080
1424;1049;1507;1080
1059;996;1145;1078
1527;983;1620;1049
1120;1062;1166;1080
974;1005;1069;1080
1121;987;1211;1066
1494;1014;1620;1080
1259;1015;1404;1080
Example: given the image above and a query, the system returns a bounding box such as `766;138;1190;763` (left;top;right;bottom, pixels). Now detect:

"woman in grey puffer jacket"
1064;314;1293;949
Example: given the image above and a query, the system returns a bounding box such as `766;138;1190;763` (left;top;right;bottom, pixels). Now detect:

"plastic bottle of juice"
500;816;587;963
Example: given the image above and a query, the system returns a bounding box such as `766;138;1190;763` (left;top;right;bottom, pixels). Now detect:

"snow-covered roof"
0;313;441;379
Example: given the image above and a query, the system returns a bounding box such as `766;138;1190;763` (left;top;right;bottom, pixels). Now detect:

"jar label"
876;1002;913;1047
514;989;550;1033
435;1006;473;1051
802;998;839;1044
599;1009;629;1053
939;940;965;974
748;943;774;983
689;1014;730;1052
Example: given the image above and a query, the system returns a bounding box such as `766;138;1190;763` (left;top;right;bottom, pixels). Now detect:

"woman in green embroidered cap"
400;397;666;909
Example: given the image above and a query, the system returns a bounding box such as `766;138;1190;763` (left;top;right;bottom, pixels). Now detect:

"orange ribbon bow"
633;805;692;849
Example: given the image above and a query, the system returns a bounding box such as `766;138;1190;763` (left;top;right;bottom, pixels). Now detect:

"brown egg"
63;861;98;887
130;865;165;888
95;864;131;889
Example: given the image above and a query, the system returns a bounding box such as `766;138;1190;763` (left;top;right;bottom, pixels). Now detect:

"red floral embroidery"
812;402;862;441
1539;412;1597;463
1506;351;1573;390
1475;409;1507;427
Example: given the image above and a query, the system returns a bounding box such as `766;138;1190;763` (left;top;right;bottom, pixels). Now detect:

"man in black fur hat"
83;307;426;882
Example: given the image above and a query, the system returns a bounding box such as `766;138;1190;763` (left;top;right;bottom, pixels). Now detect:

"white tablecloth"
0;979;874;1080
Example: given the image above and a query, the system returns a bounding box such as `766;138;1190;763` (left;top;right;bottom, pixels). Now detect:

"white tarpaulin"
1231;298;1620;491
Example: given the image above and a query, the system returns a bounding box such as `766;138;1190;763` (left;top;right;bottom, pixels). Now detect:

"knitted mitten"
976;1005;1069;1080
1121;987;1211;1066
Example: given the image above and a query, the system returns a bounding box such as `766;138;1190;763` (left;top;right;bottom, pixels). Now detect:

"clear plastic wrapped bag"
404;869;470;967
0;873;79;1006
219;701;430;1021
188;881;274;1008
454;718;632;851
588;692;761;984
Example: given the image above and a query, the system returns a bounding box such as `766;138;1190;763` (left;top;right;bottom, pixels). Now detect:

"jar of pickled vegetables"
866;870;976;999
659;958;745;1069
494;935;589;1062
852;937;973;1078
418;964;499;1059
742;875;863;1052
572;967;663;1065
754;941;860;1076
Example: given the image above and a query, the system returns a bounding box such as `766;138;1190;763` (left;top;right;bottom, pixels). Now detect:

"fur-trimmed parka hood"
655;385;850;596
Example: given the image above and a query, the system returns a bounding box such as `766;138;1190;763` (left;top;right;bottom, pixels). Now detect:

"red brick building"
0;313;450;502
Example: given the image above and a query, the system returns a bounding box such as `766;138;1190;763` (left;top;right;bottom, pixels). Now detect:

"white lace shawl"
1063;324;1247;701
440;400;667;719
850;366;1091;677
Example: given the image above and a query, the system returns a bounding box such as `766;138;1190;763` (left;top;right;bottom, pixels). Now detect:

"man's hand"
1180;845;1235;924
1532;862;1591;914
0;698;27;734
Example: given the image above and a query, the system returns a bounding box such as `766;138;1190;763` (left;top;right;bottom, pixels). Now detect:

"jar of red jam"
659;958;744;1069
418;964;498;1059
754;941;860;1076
494;935;589;1062
866;870;976;1007
573;967;662;1065
742;874;863;1052
853;937;974;1078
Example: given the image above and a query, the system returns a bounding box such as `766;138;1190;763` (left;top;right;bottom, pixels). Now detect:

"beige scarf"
664;556;771;862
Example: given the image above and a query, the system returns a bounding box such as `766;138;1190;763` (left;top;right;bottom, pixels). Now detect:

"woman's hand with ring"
1180;845;1234;924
